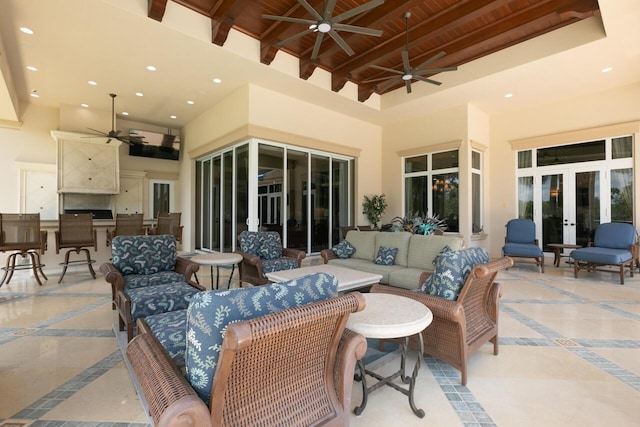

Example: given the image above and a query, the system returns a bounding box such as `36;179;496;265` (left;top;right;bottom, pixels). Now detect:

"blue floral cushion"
374;246;398;266
185;272;338;404
261;257;299;273
127;282;199;320
422;247;490;301
112;235;177;275
144;309;188;369
332;240;356;259
257;232;283;260
239;230;261;256
123;271;185;290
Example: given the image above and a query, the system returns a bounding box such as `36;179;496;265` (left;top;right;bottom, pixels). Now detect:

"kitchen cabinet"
115;170;146;215
17;162;58;220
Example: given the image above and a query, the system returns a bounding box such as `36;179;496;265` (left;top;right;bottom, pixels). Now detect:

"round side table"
346;292;433;418
191;252;243;290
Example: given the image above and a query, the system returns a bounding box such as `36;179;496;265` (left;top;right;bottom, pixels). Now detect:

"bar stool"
0;213;48;287
148;212;182;242
55;213;98;283
106;213;145;246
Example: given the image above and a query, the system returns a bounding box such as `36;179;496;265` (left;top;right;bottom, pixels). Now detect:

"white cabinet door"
115;171;146;214
19;163;58;220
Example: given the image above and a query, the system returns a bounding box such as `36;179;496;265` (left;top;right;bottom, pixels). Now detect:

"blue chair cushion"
127;282;199;320
593;222;636;249
261;257;300;274
570;247;632;265
257;232;283;260
123;271;185;290
505;219;536;244
144;309;188;370
422;247;490;301
332;239;356;259
239;230;261;256
374;246;398;266
112;235;177;275
503;242;543;257
185;272;338;404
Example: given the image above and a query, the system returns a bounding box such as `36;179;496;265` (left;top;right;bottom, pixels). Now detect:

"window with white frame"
149;179;176;218
404;149;459;232
471;150;482;233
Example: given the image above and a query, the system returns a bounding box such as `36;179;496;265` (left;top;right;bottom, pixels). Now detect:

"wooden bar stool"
55;213;98;283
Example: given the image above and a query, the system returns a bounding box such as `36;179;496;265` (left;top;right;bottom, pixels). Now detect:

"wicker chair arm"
282;248;306;266
335;327;367;407
100;263;124;287
370;284;464;323
238;251;262;267
418;271;433;287
175;256;200;284
486;282;503;321
126;332;211;427
320;249;338;264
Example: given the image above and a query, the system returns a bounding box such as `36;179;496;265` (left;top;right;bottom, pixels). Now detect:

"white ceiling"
0;0;639;131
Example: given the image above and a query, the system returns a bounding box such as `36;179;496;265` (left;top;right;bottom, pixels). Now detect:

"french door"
539;166;602;249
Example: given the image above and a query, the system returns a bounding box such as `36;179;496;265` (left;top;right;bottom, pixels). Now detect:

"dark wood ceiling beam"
210;0;247;46
356;0;598;101
331;0;513;92
147;0;168;21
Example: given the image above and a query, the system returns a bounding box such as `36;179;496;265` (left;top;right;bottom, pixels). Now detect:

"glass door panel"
212;156;221;251
258;144;284;238
223;151;233;252
311;154;330;253
574;170;600;247
541;173;564;249
286;149;308;252
235;144;249;244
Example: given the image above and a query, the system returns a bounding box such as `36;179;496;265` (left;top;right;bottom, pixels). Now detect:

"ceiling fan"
86;93;146;145
262;0;384;60
363;12;458;94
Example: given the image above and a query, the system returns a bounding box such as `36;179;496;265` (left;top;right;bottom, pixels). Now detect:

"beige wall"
488;81;640;257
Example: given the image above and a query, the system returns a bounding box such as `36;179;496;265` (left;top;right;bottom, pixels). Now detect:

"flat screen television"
128;129;180;161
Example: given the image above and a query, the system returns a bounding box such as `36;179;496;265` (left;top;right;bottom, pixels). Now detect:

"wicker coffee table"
346;293;433;418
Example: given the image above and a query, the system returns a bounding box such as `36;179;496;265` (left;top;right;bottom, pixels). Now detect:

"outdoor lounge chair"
502;218;544;272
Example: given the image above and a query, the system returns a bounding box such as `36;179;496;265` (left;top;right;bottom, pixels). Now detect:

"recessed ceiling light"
122;112;129;116
601;67;613;73
81;103;89;108
504;93;513;98
170;115;177;119
30;92;39;98
187;100;194;105
88;80;97;86
212;78;222;84
26;65;38;71
136;92;144;97
146;65;156;71
19;27;34;35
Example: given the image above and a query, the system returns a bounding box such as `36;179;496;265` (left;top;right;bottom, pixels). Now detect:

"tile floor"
1;258;639;426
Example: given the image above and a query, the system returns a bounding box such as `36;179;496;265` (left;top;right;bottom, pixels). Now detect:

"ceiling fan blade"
405;80;412;94
401;51;411;72
276;28;315;47
328;30;354;56
414;75;442;86
415;51;447;71
370;64;404;75
297;0;323;21
323;0;337;20
362;75;399;84
87;128;108;136
414;66;458;75
261;15;316;26
332;23;382;37
311;32;324;60
377;77;402;93
333;0;384;23
106;138;112;144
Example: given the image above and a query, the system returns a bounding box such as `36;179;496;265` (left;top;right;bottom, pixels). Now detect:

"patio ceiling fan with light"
86;93;146;145
363;12;458;94
262;0;384;60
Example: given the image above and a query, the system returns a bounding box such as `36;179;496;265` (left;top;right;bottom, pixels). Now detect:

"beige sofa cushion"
374;231;411;266
407;234;464;271
345;230;379;261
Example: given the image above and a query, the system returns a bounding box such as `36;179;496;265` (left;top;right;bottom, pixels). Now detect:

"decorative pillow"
433;245;452;266
332;240;356;259
185;272;338;404
112;235;177;275
374;246;398;266
257;232;283;260
239;231;261;256
422;247;490;301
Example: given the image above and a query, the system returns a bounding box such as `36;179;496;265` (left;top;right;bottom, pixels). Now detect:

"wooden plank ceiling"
147;0;600;102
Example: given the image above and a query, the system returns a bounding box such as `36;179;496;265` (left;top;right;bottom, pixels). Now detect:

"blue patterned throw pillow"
112;235;177;275
332;240;356;259
257;231;283;260
185;272;338;404
422;247;490;301
374;246;398;266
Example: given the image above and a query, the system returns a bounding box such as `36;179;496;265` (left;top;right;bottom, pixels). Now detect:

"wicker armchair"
127;291;367;427
371;256;513;385
235;230;306;285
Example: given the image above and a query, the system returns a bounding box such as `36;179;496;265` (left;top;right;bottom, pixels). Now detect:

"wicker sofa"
127;272;367;427
320;230;464;289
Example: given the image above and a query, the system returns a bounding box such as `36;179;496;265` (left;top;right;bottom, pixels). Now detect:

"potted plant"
362;194;387;229
388;211;447;235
